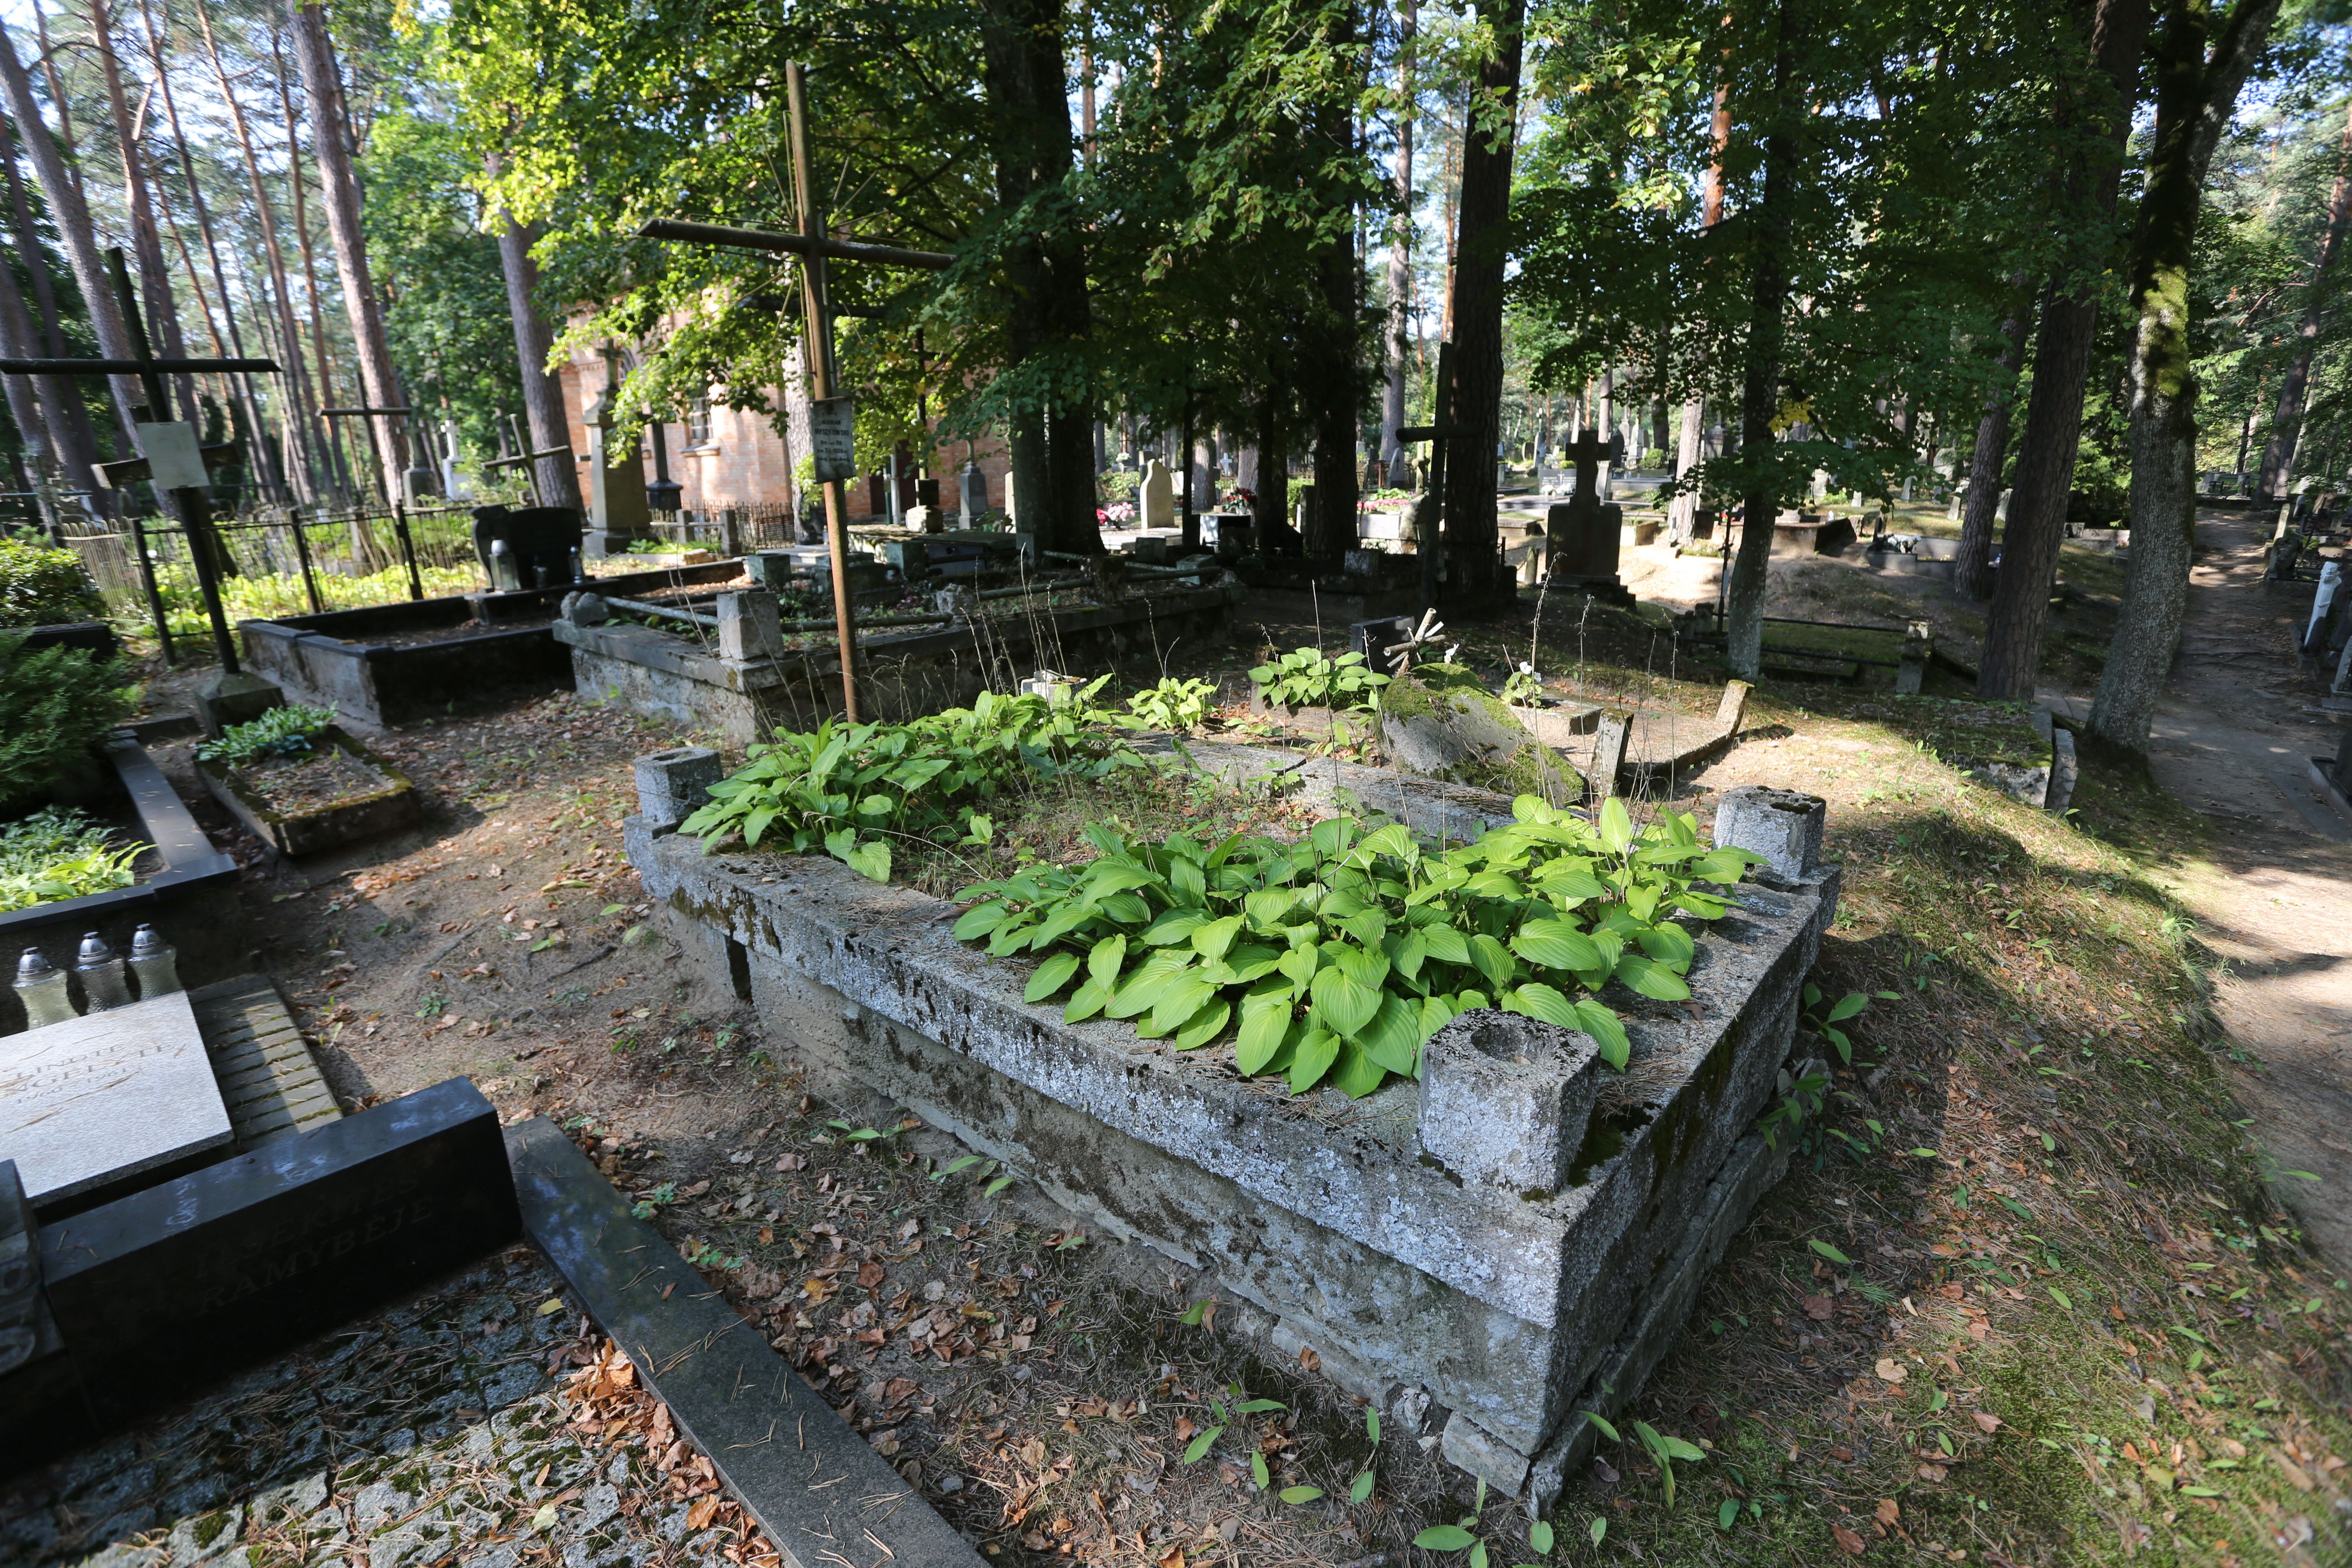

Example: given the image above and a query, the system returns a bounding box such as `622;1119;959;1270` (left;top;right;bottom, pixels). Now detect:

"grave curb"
504;1117;988;1568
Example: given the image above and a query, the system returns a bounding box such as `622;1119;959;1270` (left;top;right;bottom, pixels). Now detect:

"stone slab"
506;1116;987;1568
189;974;343;1149
1;1076;520;1474
0;991;232;1211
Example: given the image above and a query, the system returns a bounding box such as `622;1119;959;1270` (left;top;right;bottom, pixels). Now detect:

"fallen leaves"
1971;1411;2002;1434
1833;1522;1867;1554
1802;1294;1836;1321
1875;1358;1908;1383
1917;1462;1948;1482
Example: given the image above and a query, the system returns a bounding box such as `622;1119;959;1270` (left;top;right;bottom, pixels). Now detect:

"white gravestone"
0;991;231;1208
1139;460;1175;532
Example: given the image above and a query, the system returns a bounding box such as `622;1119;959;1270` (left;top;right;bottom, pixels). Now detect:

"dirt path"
2045;511;2352;1269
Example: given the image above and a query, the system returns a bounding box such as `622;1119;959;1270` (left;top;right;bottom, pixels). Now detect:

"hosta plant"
0;806;146;912
953;795;1759;1098
1126;677;1218;731
1248;646;1390;710
680;680;1149;882
196;703;339;768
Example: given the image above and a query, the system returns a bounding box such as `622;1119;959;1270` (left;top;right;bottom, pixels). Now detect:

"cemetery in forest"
4;0;2352;1565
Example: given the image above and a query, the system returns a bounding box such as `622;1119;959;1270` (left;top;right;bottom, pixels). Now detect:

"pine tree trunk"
1723;1;1802;682
199;0;325;503
1307;7;1361;566
1380;0;1415;475
0;22;145;432
274;33;359;508
287;0;408;505
85;0;194;423
2089;0;2286;748
492;208;584;512
0;119;100;505
1976;0;2151;702
1437;0;1526;602
1953;284;2034;600
2254;94;2352;501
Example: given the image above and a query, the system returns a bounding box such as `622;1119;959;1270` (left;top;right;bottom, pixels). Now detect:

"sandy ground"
2037;512;2352;1270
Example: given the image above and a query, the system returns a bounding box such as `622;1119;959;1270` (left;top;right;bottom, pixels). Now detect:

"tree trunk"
142;0;285;502
2089;0;2286;749
0;22;144;433
1437;0;1526;601
1306;5;1361;565
274;31;359;507
1252;396;1289;543
287;0;408;504
1953;283;2034;600
0;119;100;504
2255;93;2352;501
1724;0;1802;681
85;0;194;425
492;208;584;512
0;254;59;528
1380;0;1415;475
1977;0;2151;701
199;0;325;503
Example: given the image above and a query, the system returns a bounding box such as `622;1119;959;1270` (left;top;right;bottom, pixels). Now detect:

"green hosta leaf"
1469;933;1516;991
1529;1521;1554;1554
1503;982;1579;1029
1615;953;1692;1001
1334;944;1391;991
1232;1398;1287;1413
1572;1000;1630;1069
1237;984;1296;1074
1635;922;1696;969
1064;975;1115;1024
1170;856;1207;904
954;900;1010;941
1356;993;1425;1076
1025;951;1081;1003
843;838;891;882
1511;918;1600;974
1824;992;1868;1023
1250;1452;1270;1488
1144;909;1212;945
1349;1471;1374;1504
1582;1411;1621;1442
1718;1499;1740;1530
1277;942;1323;994
1310;967;1381;1038
1288;1028;1341;1092
1589;1518;1608;1546
1192;914;1245;962
1149;976;1219;1035
1692;848;1756;883
1808;1238;1851;1265
1598;797;1635;855
823;826;858;862
1107;967;1177;1021
1183;1425;1225;1464
1279;1486;1322;1505
1358;823;1416;862
1421;993;1459;1042
1172;998;1232;1051
1420;924;1472;966
1332;1040;1388;1098
1089;933;1129;985
1413;1526;1476;1551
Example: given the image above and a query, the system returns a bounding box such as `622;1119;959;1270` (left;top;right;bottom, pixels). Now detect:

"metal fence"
56;502;495;662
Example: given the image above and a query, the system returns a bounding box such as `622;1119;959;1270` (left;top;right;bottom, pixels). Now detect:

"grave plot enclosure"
559;580;1241;739
241;559;746;729
625;756;1838;1508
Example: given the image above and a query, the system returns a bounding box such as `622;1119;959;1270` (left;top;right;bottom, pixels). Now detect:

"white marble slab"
0;991;232;1207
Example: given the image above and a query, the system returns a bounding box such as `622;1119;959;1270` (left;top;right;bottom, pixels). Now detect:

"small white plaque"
134;420;210;490
0;991;232;1207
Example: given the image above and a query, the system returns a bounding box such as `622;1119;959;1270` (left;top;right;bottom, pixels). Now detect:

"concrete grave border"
624;745;1838;1507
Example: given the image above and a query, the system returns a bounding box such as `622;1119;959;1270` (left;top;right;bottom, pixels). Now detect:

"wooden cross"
0;248;280;672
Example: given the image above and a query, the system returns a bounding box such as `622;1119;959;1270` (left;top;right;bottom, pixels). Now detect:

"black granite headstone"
1351;614;1418;675
472;504;586;589
1;1077;521;1476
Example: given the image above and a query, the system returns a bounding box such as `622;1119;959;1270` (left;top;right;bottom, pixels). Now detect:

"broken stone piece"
1417;1010;1602;1194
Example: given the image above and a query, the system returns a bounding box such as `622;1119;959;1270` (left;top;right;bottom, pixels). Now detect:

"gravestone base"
194;670;284;739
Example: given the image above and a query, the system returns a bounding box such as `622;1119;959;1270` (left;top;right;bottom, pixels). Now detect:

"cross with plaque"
0;249;283;725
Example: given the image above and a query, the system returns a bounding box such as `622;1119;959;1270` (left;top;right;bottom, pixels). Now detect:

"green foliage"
1801;980;1897;1065
1175;1385;1287;1466
0;634;137;807
1500;664;1546;707
197;706;340;769
1248;647;1390;710
1127;677;1218;731
0;806;145;912
681;682;1151;884
954;797;1759;1099
0;538;106;628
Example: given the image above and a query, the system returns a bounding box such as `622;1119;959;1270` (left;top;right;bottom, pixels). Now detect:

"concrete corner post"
634;747;725;831
1417;1012;1602;1193
1711;786;1826;882
717;590;784;664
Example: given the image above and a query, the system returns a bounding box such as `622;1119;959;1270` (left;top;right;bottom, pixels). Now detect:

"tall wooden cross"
0;248;278;673
636;65;952;721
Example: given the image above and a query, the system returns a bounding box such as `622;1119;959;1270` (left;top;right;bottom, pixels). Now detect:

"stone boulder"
1378;664;1583;802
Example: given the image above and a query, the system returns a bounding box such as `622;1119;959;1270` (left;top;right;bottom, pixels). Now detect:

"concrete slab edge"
503;1117;987;1568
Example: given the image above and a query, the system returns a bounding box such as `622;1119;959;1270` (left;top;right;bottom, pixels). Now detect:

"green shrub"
196;704;339;768
680;682;1150;882
0;537;106;627
0;805;145;912
1249;647;1390;710
1127;677;1218;731
953;798;1760;1099
0;632;138;806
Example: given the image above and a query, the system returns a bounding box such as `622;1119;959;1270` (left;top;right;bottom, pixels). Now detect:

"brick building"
553;339;1009;523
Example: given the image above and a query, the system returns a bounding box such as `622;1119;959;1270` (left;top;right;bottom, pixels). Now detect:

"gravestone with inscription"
0;991;233;1216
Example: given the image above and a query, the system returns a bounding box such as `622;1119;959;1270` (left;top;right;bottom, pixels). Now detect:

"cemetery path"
2057;512;2352;1268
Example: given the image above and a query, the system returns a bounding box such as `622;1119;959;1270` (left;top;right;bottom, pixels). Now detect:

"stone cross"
1561;428;1616;504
